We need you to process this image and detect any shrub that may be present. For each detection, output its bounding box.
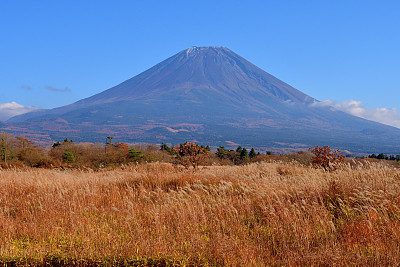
[309,145,345,171]
[172,142,209,169]
[17,147,53,168]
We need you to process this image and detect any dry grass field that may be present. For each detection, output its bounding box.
[1,160,400,266]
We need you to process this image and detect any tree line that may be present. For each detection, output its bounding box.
[0,131,156,168]
[0,131,275,169]
[368,153,400,161]
[0,131,368,171]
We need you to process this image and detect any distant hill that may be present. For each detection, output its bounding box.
[5,46,400,153]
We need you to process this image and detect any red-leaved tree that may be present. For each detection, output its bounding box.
[309,145,345,171]
[172,142,209,169]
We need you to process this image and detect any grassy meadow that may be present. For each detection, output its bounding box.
[1,160,400,266]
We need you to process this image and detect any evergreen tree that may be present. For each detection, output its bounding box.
[216,146,228,159]
[161,143,172,153]
[236,146,243,154]
[52,141,61,148]
[62,151,75,164]
[240,147,248,159]
[249,148,257,159]
[0,131,14,162]
[129,148,143,161]
[377,153,388,160]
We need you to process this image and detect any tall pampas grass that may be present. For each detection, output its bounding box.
[1,161,400,265]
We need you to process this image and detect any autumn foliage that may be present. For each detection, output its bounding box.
[309,145,345,170]
[172,142,209,169]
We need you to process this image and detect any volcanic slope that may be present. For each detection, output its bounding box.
[7,47,400,153]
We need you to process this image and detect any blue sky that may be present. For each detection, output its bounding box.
[1,1,400,126]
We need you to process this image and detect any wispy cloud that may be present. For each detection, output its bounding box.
[45,85,71,92]
[0,102,38,121]
[21,85,32,90]
[312,99,400,128]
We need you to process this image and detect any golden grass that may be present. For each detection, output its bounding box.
[1,161,400,266]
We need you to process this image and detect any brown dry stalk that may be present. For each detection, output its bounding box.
[0,161,400,265]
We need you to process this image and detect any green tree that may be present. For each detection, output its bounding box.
[160,143,173,153]
[377,153,388,160]
[216,146,228,159]
[129,148,143,162]
[240,147,248,159]
[62,151,76,164]
[249,148,257,159]
[0,131,15,162]
[52,141,61,148]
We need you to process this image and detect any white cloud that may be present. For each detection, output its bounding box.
[0,102,37,121]
[312,99,400,128]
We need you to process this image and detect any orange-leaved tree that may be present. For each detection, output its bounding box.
[309,145,345,171]
[172,142,209,169]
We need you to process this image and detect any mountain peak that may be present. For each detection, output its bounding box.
[185,46,228,56]
[67,46,315,106]
[10,46,316,119]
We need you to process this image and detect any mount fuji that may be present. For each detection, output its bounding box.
[5,47,400,153]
